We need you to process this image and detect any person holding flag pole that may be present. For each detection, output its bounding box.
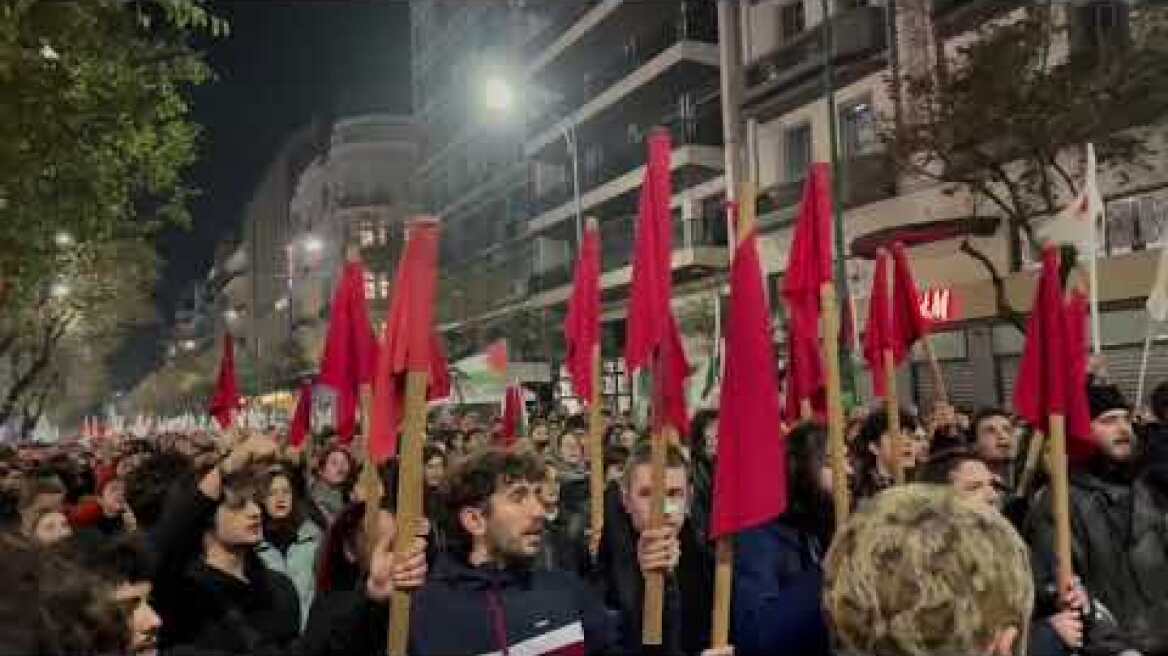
[624,129,691,647]
[564,216,605,559]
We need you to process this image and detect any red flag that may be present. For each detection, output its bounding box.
[565,220,601,405]
[712,231,787,539]
[624,129,689,434]
[1014,247,1093,452]
[318,262,378,443]
[862,249,893,398]
[208,334,241,429]
[890,242,932,359]
[368,220,441,463]
[780,163,834,418]
[288,380,313,448]
[500,384,522,447]
[1064,289,1095,463]
[429,333,452,402]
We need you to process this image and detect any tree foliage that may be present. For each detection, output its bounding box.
[881,3,1168,327]
[0,0,216,307]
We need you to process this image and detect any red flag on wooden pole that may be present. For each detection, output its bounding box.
[499,384,523,447]
[368,219,442,463]
[711,228,787,538]
[318,262,378,443]
[564,219,601,405]
[208,334,241,429]
[780,163,834,418]
[288,380,313,448]
[862,249,893,398]
[890,242,932,356]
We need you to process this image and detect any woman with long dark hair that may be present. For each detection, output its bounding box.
[256,465,323,630]
[730,422,843,656]
[851,409,919,501]
[310,446,357,522]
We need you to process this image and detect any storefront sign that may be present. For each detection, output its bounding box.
[919,287,961,323]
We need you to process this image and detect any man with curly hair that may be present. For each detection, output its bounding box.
[823,485,1034,656]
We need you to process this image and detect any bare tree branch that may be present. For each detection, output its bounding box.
[959,239,1026,333]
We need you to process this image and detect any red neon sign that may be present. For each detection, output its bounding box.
[919,287,961,323]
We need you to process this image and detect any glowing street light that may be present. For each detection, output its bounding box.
[54,231,75,248]
[50,281,70,298]
[225,308,241,322]
[181,339,197,351]
[302,235,324,254]
[484,76,514,113]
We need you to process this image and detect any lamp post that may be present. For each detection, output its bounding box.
[484,75,584,247]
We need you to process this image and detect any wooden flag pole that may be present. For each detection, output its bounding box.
[388,371,430,656]
[883,349,904,484]
[821,283,851,530]
[1046,413,1075,596]
[356,386,383,562]
[922,337,949,406]
[642,423,670,645]
[1017,430,1046,501]
[588,346,605,559]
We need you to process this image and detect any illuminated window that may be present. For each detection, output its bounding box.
[378,273,391,299]
[364,271,376,299]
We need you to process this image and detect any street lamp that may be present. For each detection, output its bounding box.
[181,339,197,351]
[225,308,241,322]
[302,235,324,255]
[483,76,583,247]
[50,281,70,298]
[54,231,74,248]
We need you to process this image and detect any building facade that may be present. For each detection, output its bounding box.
[410,0,1168,413]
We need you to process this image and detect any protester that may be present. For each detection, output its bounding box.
[407,448,613,655]
[687,409,717,558]
[422,445,446,494]
[917,447,1001,510]
[852,409,919,499]
[24,506,74,546]
[0,533,128,655]
[69,534,163,656]
[311,445,356,522]
[529,419,553,456]
[603,444,630,484]
[824,484,1034,656]
[257,464,324,629]
[594,440,712,655]
[69,466,131,539]
[1025,383,1168,655]
[731,422,836,656]
[970,407,1018,490]
[536,461,588,574]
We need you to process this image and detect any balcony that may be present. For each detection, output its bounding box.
[527,11,718,139]
[527,211,728,306]
[522,0,605,57]
[756,152,898,228]
[743,5,888,122]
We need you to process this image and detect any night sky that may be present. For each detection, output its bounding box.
[113,0,411,390]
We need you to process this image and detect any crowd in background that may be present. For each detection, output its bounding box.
[2,363,1168,655]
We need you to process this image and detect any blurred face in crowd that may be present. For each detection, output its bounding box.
[606,462,625,484]
[100,479,126,517]
[213,487,263,547]
[322,450,352,487]
[1093,408,1136,463]
[870,429,916,476]
[113,581,162,656]
[558,433,583,466]
[32,510,72,545]
[574,429,590,461]
[468,430,490,452]
[264,474,294,521]
[702,419,719,459]
[975,414,1016,463]
[462,477,546,566]
[530,423,550,447]
[538,465,560,514]
[0,461,23,494]
[424,454,446,489]
[623,463,688,534]
[911,427,931,467]
[950,459,1000,510]
[619,428,638,450]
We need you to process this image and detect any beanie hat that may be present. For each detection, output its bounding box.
[1087,383,1128,420]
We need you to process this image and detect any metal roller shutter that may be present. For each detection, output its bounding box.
[912,360,979,410]
[997,356,1021,411]
[1100,344,1168,407]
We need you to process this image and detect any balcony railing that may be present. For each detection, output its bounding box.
[523,0,604,57]
[529,100,722,216]
[528,212,727,294]
[756,152,897,223]
[527,11,718,138]
[745,5,887,94]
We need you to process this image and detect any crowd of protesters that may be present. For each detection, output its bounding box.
[2,366,1168,656]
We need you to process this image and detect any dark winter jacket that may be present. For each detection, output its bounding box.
[407,553,615,656]
[591,483,711,656]
[1025,466,1168,655]
[730,519,831,656]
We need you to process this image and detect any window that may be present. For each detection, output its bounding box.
[364,271,376,300]
[359,222,375,247]
[780,1,806,41]
[784,122,812,182]
[1073,1,1130,54]
[378,273,391,300]
[840,96,877,160]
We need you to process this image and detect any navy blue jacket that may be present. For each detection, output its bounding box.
[408,553,615,656]
[731,519,831,656]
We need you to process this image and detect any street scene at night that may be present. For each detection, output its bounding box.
[3,1,1168,654]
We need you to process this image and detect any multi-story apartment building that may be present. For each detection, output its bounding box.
[412,0,727,411]
[741,0,1168,409]
[411,0,1168,412]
